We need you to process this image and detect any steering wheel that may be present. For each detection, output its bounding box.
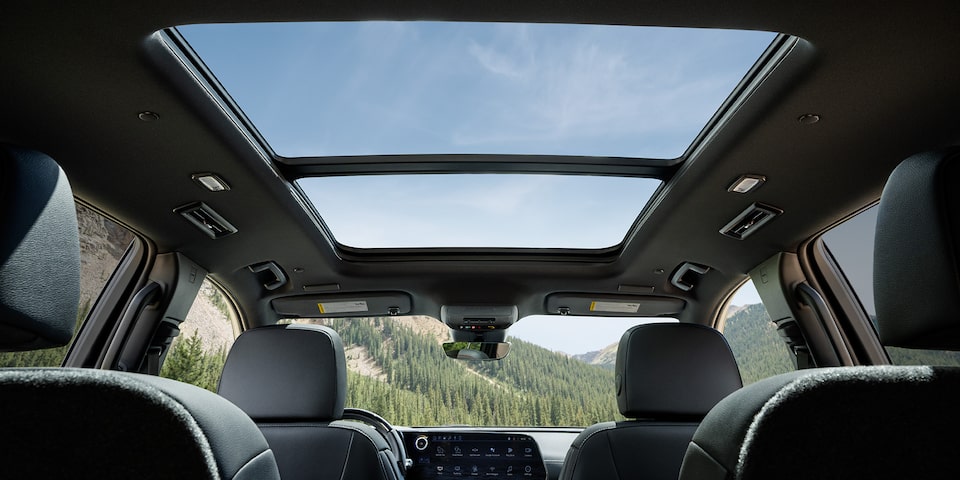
[342,407,411,475]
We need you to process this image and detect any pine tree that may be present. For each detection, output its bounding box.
[160,332,216,390]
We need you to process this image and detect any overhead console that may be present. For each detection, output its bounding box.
[441,305,517,342]
[405,431,547,480]
[440,306,517,360]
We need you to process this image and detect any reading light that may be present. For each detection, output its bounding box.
[137,111,159,122]
[727,174,766,194]
[191,173,230,192]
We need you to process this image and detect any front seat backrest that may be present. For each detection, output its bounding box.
[559,323,742,480]
[0,146,79,350]
[0,145,281,479]
[219,324,403,480]
[678,147,960,480]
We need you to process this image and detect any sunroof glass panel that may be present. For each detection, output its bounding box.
[297,174,661,249]
[179,22,776,159]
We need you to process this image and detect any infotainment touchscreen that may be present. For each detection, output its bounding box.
[405,432,547,480]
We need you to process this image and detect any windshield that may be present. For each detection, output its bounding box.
[293,315,672,426]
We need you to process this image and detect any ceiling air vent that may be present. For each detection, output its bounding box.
[720,203,783,240]
[174,202,237,239]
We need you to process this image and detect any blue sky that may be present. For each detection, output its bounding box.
[180,21,772,353]
[180,22,774,158]
[298,174,662,249]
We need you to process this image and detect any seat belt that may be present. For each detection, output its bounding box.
[145,346,163,376]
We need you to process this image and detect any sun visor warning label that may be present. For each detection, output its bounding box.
[317,301,369,314]
[589,301,641,314]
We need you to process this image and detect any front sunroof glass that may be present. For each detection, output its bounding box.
[297,175,661,249]
[179,23,776,159]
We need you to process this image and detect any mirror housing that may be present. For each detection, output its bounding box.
[442,341,511,360]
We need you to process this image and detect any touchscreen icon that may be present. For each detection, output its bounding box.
[453,446,462,455]
[507,466,513,473]
[436,447,445,455]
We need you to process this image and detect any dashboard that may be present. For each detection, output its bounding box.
[404,431,549,480]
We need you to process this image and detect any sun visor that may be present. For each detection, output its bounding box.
[545,294,685,317]
[272,292,412,318]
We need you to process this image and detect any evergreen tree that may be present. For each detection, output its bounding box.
[160,332,225,392]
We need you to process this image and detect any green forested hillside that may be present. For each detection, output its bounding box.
[886,346,960,366]
[312,317,623,427]
[723,303,795,384]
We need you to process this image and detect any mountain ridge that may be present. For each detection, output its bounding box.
[571,342,617,370]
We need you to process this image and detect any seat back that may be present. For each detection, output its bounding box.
[559,323,742,480]
[0,145,280,479]
[219,324,402,480]
[679,148,960,480]
[1,368,282,479]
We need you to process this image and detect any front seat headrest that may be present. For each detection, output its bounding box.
[615,323,742,418]
[218,324,347,421]
[0,145,80,351]
[874,147,960,350]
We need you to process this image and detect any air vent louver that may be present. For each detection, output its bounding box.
[174,202,237,239]
[720,203,783,240]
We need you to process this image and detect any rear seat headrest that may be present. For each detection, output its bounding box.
[616,323,742,418]
[0,145,80,351]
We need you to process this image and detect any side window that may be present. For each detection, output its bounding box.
[0,203,134,367]
[160,279,237,391]
[822,206,960,366]
[722,280,795,384]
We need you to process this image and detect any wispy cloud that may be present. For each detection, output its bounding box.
[468,41,526,78]
[183,22,774,158]
[451,27,756,157]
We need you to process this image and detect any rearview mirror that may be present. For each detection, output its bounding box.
[442,342,511,360]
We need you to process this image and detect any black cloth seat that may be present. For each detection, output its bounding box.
[678,148,960,480]
[0,145,281,479]
[679,365,960,480]
[218,324,403,480]
[1,368,282,479]
[558,323,742,480]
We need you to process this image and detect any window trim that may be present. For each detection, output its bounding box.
[801,210,891,366]
[64,206,152,368]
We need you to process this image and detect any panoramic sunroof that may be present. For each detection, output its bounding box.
[179,23,776,159]
[297,174,661,249]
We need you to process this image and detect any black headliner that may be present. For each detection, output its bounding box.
[3,1,960,328]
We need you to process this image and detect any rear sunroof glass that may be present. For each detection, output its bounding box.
[297,174,662,249]
[179,22,776,159]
